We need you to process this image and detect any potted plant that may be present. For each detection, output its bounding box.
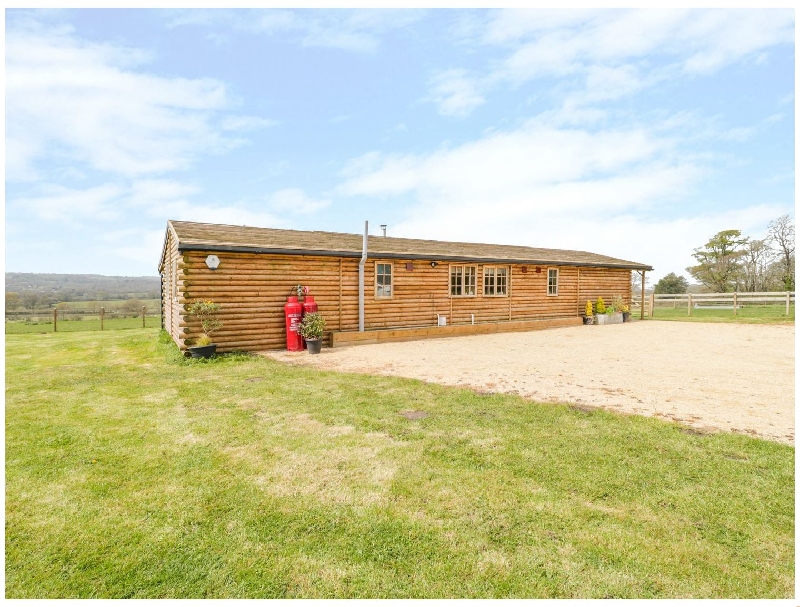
[621,303,631,322]
[583,300,594,325]
[186,299,222,358]
[610,295,625,324]
[298,312,325,354]
[595,296,609,325]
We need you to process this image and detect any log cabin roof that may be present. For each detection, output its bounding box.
[162,220,653,271]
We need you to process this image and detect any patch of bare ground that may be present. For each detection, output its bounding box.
[265,321,795,445]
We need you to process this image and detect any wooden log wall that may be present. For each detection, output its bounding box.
[575,268,632,311]
[168,249,635,353]
[161,228,183,345]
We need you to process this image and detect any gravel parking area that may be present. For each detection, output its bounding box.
[266,321,795,445]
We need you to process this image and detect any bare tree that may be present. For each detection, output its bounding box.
[740,239,777,292]
[767,215,795,290]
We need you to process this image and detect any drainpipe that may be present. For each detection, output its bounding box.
[358,220,368,332]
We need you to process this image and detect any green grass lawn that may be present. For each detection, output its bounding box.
[5,330,794,598]
[649,304,794,324]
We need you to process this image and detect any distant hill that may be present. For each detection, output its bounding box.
[6,273,160,306]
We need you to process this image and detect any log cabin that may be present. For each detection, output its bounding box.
[158,220,653,352]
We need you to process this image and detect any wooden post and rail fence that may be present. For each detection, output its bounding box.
[631,291,794,318]
[9,305,157,333]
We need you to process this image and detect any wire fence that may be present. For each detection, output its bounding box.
[6,306,161,334]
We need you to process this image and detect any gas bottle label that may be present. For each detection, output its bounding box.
[289,314,301,332]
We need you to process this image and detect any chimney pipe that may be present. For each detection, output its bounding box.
[380,224,387,237]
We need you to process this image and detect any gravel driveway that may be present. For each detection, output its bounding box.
[266,321,795,445]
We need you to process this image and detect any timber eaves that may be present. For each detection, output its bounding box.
[177,243,653,271]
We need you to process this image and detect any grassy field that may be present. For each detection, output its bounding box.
[6,316,161,334]
[649,304,794,324]
[5,329,794,598]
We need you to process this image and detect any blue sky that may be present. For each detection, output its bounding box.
[4,8,795,282]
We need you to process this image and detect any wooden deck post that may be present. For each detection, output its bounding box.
[640,270,646,320]
[733,292,738,316]
[53,308,57,332]
[649,293,655,318]
[786,291,791,316]
[688,293,692,316]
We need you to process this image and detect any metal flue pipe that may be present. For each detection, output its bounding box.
[358,220,368,332]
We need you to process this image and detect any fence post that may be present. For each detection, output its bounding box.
[142,306,146,328]
[53,308,57,332]
[101,307,105,331]
[688,293,692,316]
[787,292,791,316]
[733,292,737,316]
[649,293,655,318]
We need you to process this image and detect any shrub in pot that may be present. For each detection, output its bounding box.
[595,296,609,325]
[187,299,222,358]
[583,300,594,325]
[298,312,325,354]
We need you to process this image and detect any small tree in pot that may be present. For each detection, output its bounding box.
[298,312,325,354]
[583,300,594,325]
[187,299,222,358]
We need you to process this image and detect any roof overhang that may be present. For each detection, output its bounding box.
[177,243,654,271]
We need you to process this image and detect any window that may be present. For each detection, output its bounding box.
[484,266,508,296]
[450,265,477,296]
[547,268,559,296]
[376,262,392,298]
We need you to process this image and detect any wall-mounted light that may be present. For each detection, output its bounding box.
[521,266,528,274]
[430,261,438,267]
[406,262,414,271]
[205,255,220,270]
[535,266,542,274]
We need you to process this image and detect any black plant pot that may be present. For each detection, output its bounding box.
[188,344,217,359]
[582,316,594,325]
[622,312,630,323]
[305,338,322,354]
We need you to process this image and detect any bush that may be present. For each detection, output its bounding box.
[596,297,606,314]
[298,312,325,339]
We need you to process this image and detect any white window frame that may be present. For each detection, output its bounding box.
[483,266,509,297]
[450,264,477,297]
[547,268,559,296]
[375,262,393,299]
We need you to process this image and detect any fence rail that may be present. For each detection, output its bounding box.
[6,305,161,333]
[632,291,794,318]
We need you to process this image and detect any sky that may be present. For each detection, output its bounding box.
[4,8,795,282]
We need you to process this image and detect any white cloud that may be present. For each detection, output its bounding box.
[335,118,771,282]
[428,69,486,117]
[220,115,278,131]
[168,9,425,53]
[5,22,258,182]
[14,183,125,223]
[439,9,793,117]
[267,188,331,215]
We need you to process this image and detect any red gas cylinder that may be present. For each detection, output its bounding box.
[300,295,317,349]
[284,296,303,351]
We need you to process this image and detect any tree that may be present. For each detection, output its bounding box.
[6,292,21,310]
[654,272,689,294]
[120,299,145,318]
[767,215,795,291]
[740,238,777,292]
[686,229,749,292]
